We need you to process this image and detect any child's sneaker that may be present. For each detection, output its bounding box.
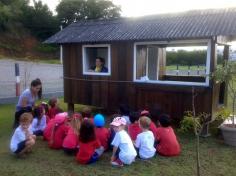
[111,159,124,167]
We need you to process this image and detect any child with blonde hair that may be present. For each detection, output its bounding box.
[10,113,36,157]
[135,116,156,159]
[63,113,82,155]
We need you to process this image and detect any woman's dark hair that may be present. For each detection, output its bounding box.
[31,78,42,99]
[159,114,171,127]
[119,104,130,116]
[79,119,96,143]
[97,57,105,64]
[129,111,140,123]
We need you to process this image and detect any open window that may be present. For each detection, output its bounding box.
[82,44,111,75]
[134,40,211,86]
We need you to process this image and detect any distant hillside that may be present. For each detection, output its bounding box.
[0,33,59,60]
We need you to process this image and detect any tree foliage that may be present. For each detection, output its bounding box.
[21,0,59,40]
[56,0,121,25]
[0,0,28,32]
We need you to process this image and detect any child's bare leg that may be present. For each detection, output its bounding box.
[25,138,35,153]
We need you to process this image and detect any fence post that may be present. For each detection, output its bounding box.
[176,64,179,75]
[197,65,200,75]
[188,65,191,75]
[15,63,20,96]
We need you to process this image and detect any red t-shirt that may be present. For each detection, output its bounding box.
[49,124,69,149]
[48,107,58,121]
[76,139,101,164]
[62,126,79,149]
[95,127,110,150]
[43,119,55,141]
[149,121,158,140]
[128,123,142,141]
[156,127,181,156]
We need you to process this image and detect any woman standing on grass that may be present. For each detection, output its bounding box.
[13,78,42,129]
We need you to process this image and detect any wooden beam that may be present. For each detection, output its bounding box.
[67,103,74,112]
[216,36,231,45]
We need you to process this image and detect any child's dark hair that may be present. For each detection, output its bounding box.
[31,78,42,99]
[159,114,171,127]
[34,105,44,118]
[48,97,58,108]
[119,104,130,116]
[81,106,92,118]
[129,111,140,123]
[97,57,105,64]
[79,119,96,143]
[41,102,49,114]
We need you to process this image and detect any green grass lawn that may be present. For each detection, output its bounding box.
[1,101,236,176]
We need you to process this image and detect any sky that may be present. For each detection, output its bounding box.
[33,0,236,17]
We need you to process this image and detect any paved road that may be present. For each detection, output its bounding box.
[0,59,63,98]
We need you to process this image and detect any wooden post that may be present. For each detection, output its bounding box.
[68,103,74,112]
[223,45,230,106]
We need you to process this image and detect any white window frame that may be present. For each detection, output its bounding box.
[82,44,111,76]
[133,39,211,86]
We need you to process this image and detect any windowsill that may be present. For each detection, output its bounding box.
[134,79,209,86]
[83,72,111,76]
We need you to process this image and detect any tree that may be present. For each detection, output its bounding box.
[0,0,28,32]
[56,0,121,25]
[21,0,59,40]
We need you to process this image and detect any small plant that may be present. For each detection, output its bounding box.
[212,61,236,126]
[179,87,211,176]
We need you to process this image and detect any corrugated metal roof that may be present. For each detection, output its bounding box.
[45,8,236,44]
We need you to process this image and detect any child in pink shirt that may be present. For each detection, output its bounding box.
[63,113,82,155]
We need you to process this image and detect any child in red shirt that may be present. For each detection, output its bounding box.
[63,113,82,155]
[156,114,181,156]
[94,114,110,151]
[47,97,62,122]
[128,112,141,141]
[47,112,69,149]
[76,119,104,164]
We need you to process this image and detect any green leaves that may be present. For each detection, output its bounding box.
[179,111,211,135]
[56,0,121,25]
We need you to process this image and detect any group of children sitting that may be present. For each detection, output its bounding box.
[10,98,181,167]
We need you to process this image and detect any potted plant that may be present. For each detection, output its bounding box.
[212,61,236,146]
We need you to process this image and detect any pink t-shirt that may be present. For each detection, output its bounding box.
[63,126,79,149]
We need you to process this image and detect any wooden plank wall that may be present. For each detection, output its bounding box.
[63,41,218,120]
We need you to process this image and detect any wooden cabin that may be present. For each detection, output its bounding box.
[45,8,236,121]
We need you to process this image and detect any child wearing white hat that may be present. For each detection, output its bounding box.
[110,117,137,167]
